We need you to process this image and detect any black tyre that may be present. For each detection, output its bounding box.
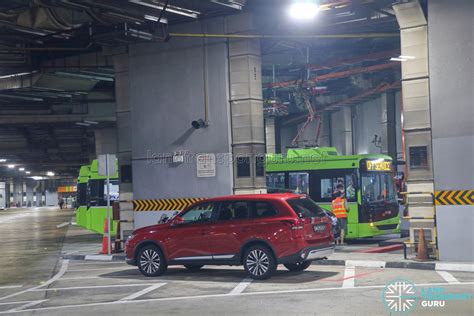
[243,245,277,280]
[137,245,167,277]
[284,261,312,272]
[184,264,204,271]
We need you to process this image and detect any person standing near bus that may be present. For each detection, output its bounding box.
[332,186,349,245]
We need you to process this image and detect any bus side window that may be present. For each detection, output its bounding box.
[289,172,309,194]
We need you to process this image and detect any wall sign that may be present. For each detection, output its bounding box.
[197,153,216,178]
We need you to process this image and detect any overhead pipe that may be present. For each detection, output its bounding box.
[169,32,399,39]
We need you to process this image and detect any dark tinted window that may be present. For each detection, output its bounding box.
[88,179,104,206]
[287,197,325,218]
[218,201,250,221]
[255,156,265,177]
[181,203,215,224]
[409,146,429,170]
[77,183,87,206]
[237,156,250,177]
[252,201,278,218]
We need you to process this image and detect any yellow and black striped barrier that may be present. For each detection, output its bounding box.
[435,190,474,206]
[133,198,206,211]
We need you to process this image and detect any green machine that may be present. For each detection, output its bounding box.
[75,165,91,228]
[87,159,119,235]
[75,159,119,236]
[266,147,400,239]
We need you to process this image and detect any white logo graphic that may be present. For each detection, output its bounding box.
[382,279,417,313]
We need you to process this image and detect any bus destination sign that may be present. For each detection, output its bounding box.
[366,160,392,172]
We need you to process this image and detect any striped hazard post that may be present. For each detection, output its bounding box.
[435,190,474,206]
[133,198,206,211]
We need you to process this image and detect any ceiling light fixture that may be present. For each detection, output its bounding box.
[83,120,99,125]
[26,171,31,174]
[47,171,55,177]
[399,55,416,59]
[7,164,15,169]
[19,167,25,171]
[0,159,6,162]
[75,122,90,127]
[390,57,407,62]
[289,1,320,20]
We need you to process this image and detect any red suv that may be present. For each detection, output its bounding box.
[125,194,334,279]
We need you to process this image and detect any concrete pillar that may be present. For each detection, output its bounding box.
[113,52,134,237]
[226,13,266,194]
[265,117,276,154]
[394,0,436,257]
[427,0,474,262]
[330,107,352,155]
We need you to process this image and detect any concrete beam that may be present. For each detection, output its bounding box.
[0,115,116,125]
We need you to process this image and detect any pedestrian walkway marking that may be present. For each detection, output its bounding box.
[342,267,355,288]
[6,300,48,312]
[436,271,460,284]
[229,278,253,295]
[56,222,70,228]
[435,190,474,205]
[0,259,69,301]
[31,283,155,292]
[119,283,166,301]
[133,198,206,211]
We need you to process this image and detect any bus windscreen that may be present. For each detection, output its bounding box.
[361,172,397,204]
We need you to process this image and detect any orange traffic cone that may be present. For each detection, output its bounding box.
[99,218,110,255]
[416,229,428,261]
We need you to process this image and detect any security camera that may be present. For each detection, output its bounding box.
[191,119,208,129]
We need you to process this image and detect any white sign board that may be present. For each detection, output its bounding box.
[98,154,117,176]
[197,153,216,178]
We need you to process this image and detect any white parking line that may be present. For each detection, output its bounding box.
[56,222,70,228]
[66,267,129,272]
[84,255,113,261]
[229,278,253,295]
[437,271,461,284]
[0,260,69,301]
[30,283,157,292]
[6,300,47,312]
[0,301,37,306]
[0,286,22,290]
[1,281,472,314]
[342,266,355,288]
[119,283,166,301]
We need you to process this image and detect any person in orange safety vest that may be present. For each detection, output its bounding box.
[332,185,349,245]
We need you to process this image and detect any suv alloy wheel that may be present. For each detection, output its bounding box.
[243,245,277,280]
[138,245,167,277]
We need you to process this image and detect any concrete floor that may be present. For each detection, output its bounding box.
[0,207,473,315]
[0,207,73,286]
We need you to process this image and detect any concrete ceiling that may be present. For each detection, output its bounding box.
[0,0,405,178]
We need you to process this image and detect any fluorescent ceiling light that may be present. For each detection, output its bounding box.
[19,167,25,171]
[47,171,55,177]
[31,176,43,180]
[399,55,415,59]
[7,164,15,169]
[390,57,407,62]
[75,122,90,127]
[0,159,6,162]
[83,120,99,125]
[289,1,320,20]
[26,171,31,174]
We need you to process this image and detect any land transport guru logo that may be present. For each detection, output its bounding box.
[381,278,473,314]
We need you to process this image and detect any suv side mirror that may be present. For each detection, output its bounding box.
[171,216,185,226]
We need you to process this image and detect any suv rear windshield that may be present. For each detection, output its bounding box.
[287,197,326,218]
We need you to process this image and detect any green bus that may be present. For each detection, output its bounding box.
[266,147,400,239]
[75,159,119,236]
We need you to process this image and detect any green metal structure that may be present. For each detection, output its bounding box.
[75,165,90,228]
[266,147,400,239]
[75,159,119,236]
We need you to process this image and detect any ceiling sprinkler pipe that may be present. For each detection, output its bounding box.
[169,32,399,39]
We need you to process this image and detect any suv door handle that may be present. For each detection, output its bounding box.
[241,227,251,232]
